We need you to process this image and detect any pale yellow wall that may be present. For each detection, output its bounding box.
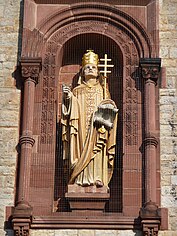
[159,0,177,234]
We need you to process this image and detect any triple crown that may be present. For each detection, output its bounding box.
[82,50,99,67]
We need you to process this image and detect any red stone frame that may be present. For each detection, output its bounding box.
[8,1,168,236]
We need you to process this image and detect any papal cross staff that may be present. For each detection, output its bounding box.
[98,54,114,99]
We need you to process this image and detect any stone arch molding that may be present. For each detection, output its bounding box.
[46,20,138,62]
[22,2,156,58]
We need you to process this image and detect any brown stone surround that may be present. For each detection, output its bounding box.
[7,1,168,235]
[65,185,110,212]
[34,0,152,5]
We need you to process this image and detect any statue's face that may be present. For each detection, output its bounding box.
[83,63,98,79]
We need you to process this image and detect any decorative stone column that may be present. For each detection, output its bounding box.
[12,58,42,236]
[140,58,161,203]
[139,58,161,236]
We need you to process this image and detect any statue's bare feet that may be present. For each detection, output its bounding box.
[95,180,104,188]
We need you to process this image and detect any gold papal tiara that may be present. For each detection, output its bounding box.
[82,50,99,67]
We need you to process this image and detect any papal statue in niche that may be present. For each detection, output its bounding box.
[61,50,118,188]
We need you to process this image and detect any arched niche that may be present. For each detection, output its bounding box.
[14,1,163,231]
[57,33,123,117]
[38,20,143,215]
[54,33,123,212]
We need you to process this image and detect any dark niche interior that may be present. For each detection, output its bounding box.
[54,33,123,213]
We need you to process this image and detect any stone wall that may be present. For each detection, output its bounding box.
[159,0,177,234]
[0,0,21,235]
[0,0,177,236]
[30,230,143,236]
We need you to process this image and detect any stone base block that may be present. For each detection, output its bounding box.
[65,184,110,212]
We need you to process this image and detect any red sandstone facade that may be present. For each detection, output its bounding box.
[7,1,168,235]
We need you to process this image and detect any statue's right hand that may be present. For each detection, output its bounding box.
[62,84,72,99]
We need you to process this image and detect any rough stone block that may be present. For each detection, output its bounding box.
[159,231,177,236]
[160,125,172,137]
[166,67,177,76]
[161,3,177,15]
[166,77,177,89]
[161,195,176,208]
[54,230,78,236]
[160,96,176,105]
[30,230,55,236]
[78,230,95,236]
[0,6,4,17]
[0,110,19,126]
[160,89,176,97]
[95,230,118,236]
[161,59,177,68]
[160,47,169,58]
[170,47,177,59]
[118,231,142,236]
[161,174,171,186]
[171,176,177,185]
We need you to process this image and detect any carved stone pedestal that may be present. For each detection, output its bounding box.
[140,201,161,236]
[65,185,110,212]
[12,201,32,236]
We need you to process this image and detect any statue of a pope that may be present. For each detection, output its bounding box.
[61,50,118,188]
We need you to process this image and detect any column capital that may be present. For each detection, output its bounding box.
[140,58,161,83]
[20,57,42,84]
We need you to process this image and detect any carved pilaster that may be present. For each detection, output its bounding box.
[12,58,42,236]
[139,59,161,236]
[140,58,161,204]
[17,57,42,203]
[17,57,42,201]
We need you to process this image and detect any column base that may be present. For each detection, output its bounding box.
[140,201,168,236]
[12,201,32,236]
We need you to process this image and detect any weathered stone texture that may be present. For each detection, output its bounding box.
[159,232,177,236]
[0,0,177,236]
[159,0,177,233]
[0,0,21,235]
[30,230,143,236]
